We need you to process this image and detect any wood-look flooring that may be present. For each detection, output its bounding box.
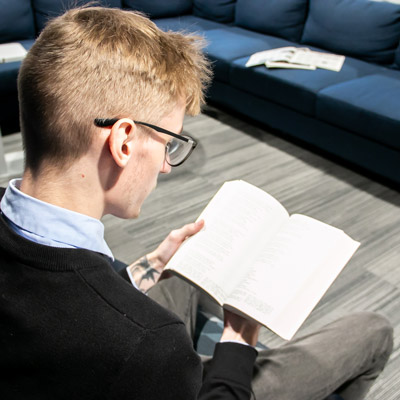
[1,106,399,399]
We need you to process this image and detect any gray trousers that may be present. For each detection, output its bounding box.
[148,276,393,400]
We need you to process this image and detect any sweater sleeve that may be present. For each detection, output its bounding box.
[107,324,257,400]
[117,267,257,399]
[118,266,130,283]
[107,322,204,400]
[199,342,258,400]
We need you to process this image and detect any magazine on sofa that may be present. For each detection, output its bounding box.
[246,47,345,72]
[165,180,359,340]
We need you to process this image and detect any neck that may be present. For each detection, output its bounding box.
[20,162,105,220]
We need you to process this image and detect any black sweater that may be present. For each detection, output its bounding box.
[0,188,257,399]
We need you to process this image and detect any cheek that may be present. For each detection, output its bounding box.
[149,141,167,170]
[141,145,163,184]
[133,138,166,183]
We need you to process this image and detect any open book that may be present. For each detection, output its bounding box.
[0,43,28,63]
[246,47,345,72]
[165,181,359,340]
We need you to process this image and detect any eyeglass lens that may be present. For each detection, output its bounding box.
[166,135,194,166]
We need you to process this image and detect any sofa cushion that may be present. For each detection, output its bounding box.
[202,27,294,82]
[234,0,308,42]
[0,39,35,133]
[32,0,122,32]
[123,0,192,18]
[154,24,287,82]
[230,50,378,116]
[0,0,36,43]
[193,0,236,23]
[154,15,225,33]
[395,44,400,69]
[316,74,400,150]
[301,0,400,65]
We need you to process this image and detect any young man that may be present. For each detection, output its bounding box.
[0,7,393,400]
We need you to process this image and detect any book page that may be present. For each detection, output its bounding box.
[165,181,289,304]
[269,228,359,339]
[225,214,359,339]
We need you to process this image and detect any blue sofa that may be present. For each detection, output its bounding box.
[1,0,400,188]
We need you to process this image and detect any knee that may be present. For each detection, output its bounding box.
[351,312,393,353]
[353,311,393,334]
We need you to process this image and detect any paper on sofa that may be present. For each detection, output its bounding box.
[246,47,345,72]
[0,43,28,64]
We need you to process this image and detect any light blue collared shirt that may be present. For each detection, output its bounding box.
[0,179,114,260]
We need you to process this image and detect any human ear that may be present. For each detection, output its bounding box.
[108,118,136,168]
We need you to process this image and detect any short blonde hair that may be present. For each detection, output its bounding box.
[18,7,212,172]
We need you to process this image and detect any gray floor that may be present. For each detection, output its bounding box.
[1,106,399,399]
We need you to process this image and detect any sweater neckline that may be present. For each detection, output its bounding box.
[0,186,110,272]
[0,214,109,273]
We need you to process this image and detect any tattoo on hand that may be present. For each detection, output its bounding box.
[130,256,160,294]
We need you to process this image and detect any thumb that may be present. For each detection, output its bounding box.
[171,219,205,243]
[189,219,205,237]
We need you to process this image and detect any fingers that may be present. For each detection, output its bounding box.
[150,220,205,268]
[222,310,261,346]
[169,219,204,243]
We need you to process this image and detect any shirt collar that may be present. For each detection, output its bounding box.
[0,178,114,260]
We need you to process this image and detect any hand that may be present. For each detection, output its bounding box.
[128,220,204,293]
[148,219,205,272]
[221,310,261,347]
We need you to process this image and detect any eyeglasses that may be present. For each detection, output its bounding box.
[94,118,197,167]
